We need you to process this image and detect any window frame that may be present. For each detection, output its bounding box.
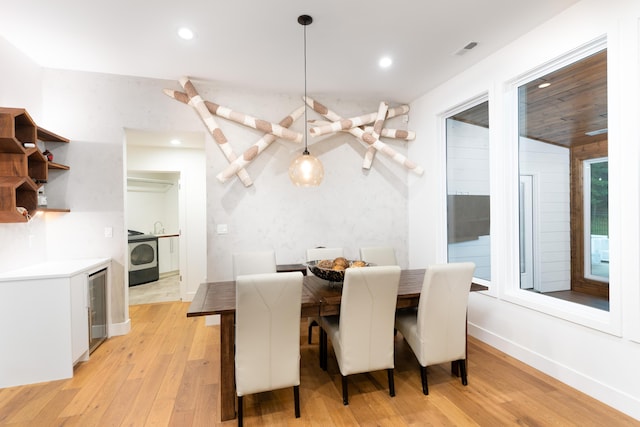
[502,36,621,336]
[442,93,492,289]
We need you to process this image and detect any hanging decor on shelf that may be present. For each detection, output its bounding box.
[288,14,324,187]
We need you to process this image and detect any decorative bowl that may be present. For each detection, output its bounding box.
[306,259,372,282]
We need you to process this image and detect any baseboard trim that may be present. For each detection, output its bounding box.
[468,322,640,421]
[109,318,131,337]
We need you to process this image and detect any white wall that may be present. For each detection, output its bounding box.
[0,35,47,270]
[191,86,410,282]
[126,171,180,235]
[408,0,640,419]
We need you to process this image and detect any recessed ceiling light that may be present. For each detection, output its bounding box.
[170,138,182,145]
[538,82,551,89]
[177,27,194,40]
[453,42,478,56]
[379,56,393,68]
[585,128,608,136]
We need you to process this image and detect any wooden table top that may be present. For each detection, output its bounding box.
[186,268,487,318]
[186,278,320,317]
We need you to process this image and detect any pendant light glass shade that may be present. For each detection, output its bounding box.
[289,150,324,186]
[289,14,323,187]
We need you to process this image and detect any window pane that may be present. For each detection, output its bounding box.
[446,101,491,281]
[586,158,609,280]
[517,48,609,304]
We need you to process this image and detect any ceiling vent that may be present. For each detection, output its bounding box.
[453,42,478,56]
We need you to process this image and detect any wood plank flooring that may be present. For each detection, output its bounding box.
[0,301,637,426]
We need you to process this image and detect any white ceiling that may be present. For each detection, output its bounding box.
[1,0,578,103]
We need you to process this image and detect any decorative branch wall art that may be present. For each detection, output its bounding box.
[170,77,253,186]
[305,97,424,175]
[164,77,423,187]
[216,106,304,183]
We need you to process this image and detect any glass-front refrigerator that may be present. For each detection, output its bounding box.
[88,268,108,353]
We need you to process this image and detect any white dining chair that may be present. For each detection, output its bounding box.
[394,262,475,395]
[235,271,304,426]
[232,250,277,278]
[320,265,401,405]
[305,247,344,345]
[359,246,397,266]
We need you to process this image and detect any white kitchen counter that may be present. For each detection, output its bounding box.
[0,257,111,388]
[0,258,110,281]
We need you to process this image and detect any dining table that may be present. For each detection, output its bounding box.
[186,266,486,421]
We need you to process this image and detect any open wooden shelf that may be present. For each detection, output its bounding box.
[48,161,70,171]
[37,207,71,213]
[0,176,38,222]
[37,126,69,143]
[0,107,71,222]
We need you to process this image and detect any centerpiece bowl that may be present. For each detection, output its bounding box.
[306,259,372,283]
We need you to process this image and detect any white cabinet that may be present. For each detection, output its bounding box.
[158,235,179,274]
[0,258,110,388]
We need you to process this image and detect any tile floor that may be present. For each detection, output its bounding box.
[128,272,180,305]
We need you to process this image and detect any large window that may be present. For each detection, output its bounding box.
[517,48,609,308]
[446,99,490,282]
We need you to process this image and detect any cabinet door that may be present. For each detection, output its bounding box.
[170,236,179,272]
[158,237,180,274]
[70,274,89,363]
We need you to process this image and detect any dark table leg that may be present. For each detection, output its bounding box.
[220,313,236,421]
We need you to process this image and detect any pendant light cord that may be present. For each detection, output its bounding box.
[303,20,309,155]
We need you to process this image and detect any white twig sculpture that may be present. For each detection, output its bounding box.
[216,106,304,183]
[306,97,424,175]
[164,77,423,186]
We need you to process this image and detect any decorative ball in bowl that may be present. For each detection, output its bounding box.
[306,258,371,282]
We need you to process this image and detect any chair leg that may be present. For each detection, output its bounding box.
[342,375,349,405]
[293,385,301,418]
[420,366,429,395]
[451,360,460,377]
[237,395,243,427]
[318,326,322,368]
[387,368,395,397]
[308,319,317,344]
[319,327,327,371]
[459,359,468,386]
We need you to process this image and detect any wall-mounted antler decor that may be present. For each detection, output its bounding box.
[163,77,423,186]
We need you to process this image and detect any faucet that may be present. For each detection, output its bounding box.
[153,221,164,235]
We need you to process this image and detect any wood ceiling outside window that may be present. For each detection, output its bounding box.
[452,49,607,148]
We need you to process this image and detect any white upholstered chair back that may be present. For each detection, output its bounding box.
[359,246,397,266]
[235,271,303,397]
[306,247,344,262]
[232,250,277,278]
[415,262,475,366]
[335,265,401,375]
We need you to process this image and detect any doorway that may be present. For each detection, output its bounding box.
[124,128,207,306]
[127,171,181,304]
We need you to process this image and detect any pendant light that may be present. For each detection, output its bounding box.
[289,14,324,187]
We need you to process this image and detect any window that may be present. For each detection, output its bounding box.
[517,47,609,308]
[584,158,609,281]
[446,99,490,282]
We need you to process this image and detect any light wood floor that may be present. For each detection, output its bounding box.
[128,272,180,305]
[0,302,637,426]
